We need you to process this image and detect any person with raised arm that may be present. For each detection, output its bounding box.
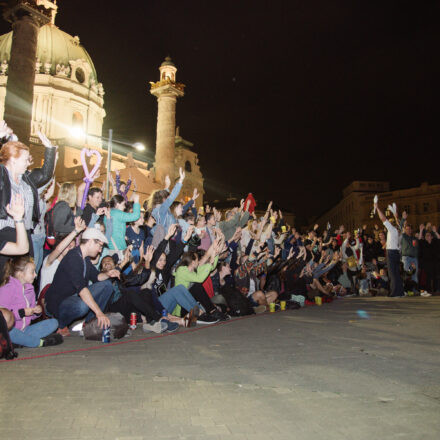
[373,195,404,297]
[0,123,57,273]
[0,194,28,256]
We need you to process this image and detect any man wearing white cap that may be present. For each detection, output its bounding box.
[45,227,120,336]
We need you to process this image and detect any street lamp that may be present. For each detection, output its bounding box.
[133,142,146,151]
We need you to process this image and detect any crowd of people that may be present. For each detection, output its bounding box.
[0,120,438,359]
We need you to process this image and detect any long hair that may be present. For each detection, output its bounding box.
[57,182,77,208]
[175,251,198,272]
[109,194,124,209]
[2,256,34,286]
[147,189,169,211]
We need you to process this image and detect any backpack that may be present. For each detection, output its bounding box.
[0,311,18,360]
[219,285,255,316]
[82,313,129,341]
[44,205,56,239]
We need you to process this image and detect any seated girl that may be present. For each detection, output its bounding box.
[0,256,62,348]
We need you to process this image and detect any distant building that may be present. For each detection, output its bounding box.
[312,180,440,232]
[0,6,204,207]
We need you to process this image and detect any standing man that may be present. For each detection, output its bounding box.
[374,196,404,297]
[45,228,119,336]
[400,211,418,284]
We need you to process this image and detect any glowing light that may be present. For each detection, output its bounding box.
[133,142,146,151]
[70,126,85,139]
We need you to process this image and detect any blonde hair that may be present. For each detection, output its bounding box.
[57,182,77,208]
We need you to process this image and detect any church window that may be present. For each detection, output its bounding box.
[185,160,192,172]
[75,67,85,84]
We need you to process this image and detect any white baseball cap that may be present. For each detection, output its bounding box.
[82,227,108,244]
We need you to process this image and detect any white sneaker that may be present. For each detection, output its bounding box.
[142,321,167,333]
[420,291,432,297]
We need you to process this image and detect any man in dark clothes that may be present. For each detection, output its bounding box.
[81,187,104,226]
[45,227,118,336]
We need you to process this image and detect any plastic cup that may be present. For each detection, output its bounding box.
[315,297,322,306]
[269,303,276,313]
[280,301,286,311]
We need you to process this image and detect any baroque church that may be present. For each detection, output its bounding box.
[0,1,204,206]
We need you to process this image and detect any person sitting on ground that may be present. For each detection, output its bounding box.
[123,224,200,328]
[0,194,28,257]
[174,239,228,323]
[44,228,117,336]
[0,256,62,347]
[39,216,87,294]
[100,251,179,334]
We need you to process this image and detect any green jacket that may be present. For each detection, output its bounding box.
[175,256,219,289]
[218,211,250,241]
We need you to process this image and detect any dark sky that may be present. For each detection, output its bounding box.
[2,0,439,224]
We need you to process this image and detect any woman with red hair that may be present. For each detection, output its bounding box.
[0,121,57,274]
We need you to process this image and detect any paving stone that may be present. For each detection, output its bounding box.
[1,297,439,440]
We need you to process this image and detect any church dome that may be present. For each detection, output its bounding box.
[0,23,98,81]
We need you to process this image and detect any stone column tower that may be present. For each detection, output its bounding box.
[3,0,55,143]
[150,57,184,184]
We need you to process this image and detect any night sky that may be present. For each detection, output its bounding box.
[1,0,439,224]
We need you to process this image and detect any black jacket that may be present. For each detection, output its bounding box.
[0,146,56,226]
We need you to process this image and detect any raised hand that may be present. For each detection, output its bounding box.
[96,207,106,216]
[6,193,24,221]
[144,245,154,264]
[164,174,171,190]
[178,167,185,183]
[37,131,57,149]
[184,225,195,242]
[166,223,178,239]
[192,188,199,201]
[0,120,13,139]
[74,216,86,233]
[44,178,56,201]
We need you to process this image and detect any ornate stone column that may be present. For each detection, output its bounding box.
[3,1,54,143]
[150,57,184,184]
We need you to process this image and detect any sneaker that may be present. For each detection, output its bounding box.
[161,319,179,333]
[253,305,266,314]
[56,327,70,337]
[142,321,167,334]
[420,291,432,297]
[196,313,220,325]
[42,333,64,347]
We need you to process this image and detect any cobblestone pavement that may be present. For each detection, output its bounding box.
[1,297,439,440]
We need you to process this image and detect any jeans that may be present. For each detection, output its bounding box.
[9,319,58,347]
[57,280,113,328]
[31,233,46,274]
[402,256,418,283]
[158,285,198,314]
[387,249,404,297]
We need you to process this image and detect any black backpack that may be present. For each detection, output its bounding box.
[0,311,18,360]
[219,285,255,316]
[44,205,56,239]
